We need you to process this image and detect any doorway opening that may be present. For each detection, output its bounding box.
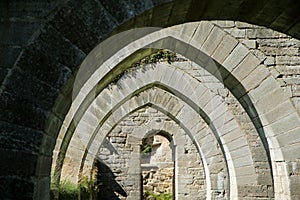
[141,134,174,200]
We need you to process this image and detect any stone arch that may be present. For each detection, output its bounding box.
[49,22,300,199]
[60,79,230,198]
[57,61,275,199]
[127,115,207,199]
[1,1,300,199]
[79,90,227,199]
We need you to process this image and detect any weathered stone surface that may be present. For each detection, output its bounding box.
[1,1,300,198]
[17,47,73,90]
[225,28,246,38]
[276,56,300,65]
[0,91,48,130]
[0,121,43,153]
[246,29,282,39]
[4,67,59,110]
[98,0,135,24]
[50,3,100,53]
[202,26,226,55]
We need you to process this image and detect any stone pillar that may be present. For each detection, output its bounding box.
[176,142,191,200]
[127,137,142,200]
[175,135,206,200]
[172,144,177,200]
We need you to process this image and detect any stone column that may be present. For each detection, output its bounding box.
[172,144,177,200]
[127,136,142,200]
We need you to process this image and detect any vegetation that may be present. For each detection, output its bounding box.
[141,143,153,154]
[131,49,183,67]
[143,190,173,200]
[50,177,99,200]
[110,49,187,86]
[51,180,77,200]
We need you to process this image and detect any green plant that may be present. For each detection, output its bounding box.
[132,49,178,67]
[110,49,186,86]
[141,143,152,154]
[50,176,99,200]
[143,190,172,200]
[156,193,173,200]
[79,176,100,199]
[57,180,78,200]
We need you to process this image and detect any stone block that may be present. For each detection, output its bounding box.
[266,113,300,141]
[240,39,257,49]
[0,91,48,130]
[0,1,58,18]
[232,53,260,81]
[281,142,300,161]
[259,46,299,56]
[257,38,300,48]
[276,56,300,65]
[219,119,238,135]
[292,85,300,97]
[74,0,120,36]
[275,64,300,76]
[39,25,86,70]
[213,20,235,28]
[251,49,267,62]
[226,136,248,152]
[226,29,246,38]
[190,21,214,49]
[211,34,239,63]
[241,64,270,91]
[255,88,287,116]
[222,43,249,72]
[202,26,226,55]
[257,174,273,186]
[45,112,63,137]
[247,28,280,39]
[264,56,275,66]
[292,97,300,111]
[276,126,300,147]
[235,22,255,29]
[248,76,278,103]
[235,165,255,176]
[0,121,44,154]
[235,174,257,185]
[0,47,21,68]
[221,128,241,143]
[260,100,295,125]
[0,21,41,46]
[179,22,200,40]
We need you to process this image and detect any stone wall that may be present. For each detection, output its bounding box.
[1,0,300,199]
[96,107,206,200]
[141,135,174,195]
[213,21,300,112]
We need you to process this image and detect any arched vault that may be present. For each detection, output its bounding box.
[52,22,299,199]
[1,1,300,199]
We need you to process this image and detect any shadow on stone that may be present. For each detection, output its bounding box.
[96,161,127,200]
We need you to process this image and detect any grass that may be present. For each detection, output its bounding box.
[50,177,99,200]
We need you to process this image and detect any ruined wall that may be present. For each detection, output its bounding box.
[141,135,174,195]
[97,107,206,199]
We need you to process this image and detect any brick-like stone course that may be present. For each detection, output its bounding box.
[215,21,300,112]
